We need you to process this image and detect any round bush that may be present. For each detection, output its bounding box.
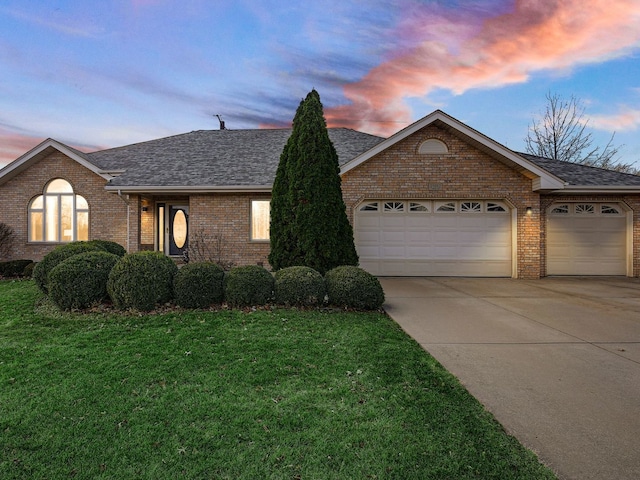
[274,266,326,307]
[107,251,178,311]
[87,240,127,257]
[325,266,385,310]
[223,265,274,307]
[48,251,120,310]
[174,262,224,309]
[0,259,33,278]
[33,242,103,293]
[22,261,36,278]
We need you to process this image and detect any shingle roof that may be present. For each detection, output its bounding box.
[88,128,384,188]
[518,153,640,186]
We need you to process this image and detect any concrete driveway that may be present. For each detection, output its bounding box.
[380,277,640,480]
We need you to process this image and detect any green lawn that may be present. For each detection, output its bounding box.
[0,280,556,479]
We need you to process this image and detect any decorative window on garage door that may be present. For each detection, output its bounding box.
[409,201,429,212]
[359,200,509,214]
[436,201,456,212]
[487,202,507,212]
[601,205,621,215]
[460,201,482,213]
[384,201,404,212]
[550,204,569,214]
[575,204,595,214]
[549,203,624,216]
[359,202,379,211]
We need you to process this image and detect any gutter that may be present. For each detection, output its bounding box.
[545,185,640,195]
[105,184,273,194]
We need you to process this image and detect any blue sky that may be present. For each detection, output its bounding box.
[1,0,640,169]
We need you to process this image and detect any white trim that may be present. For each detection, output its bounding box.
[105,184,273,194]
[339,110,566,191]
[549,186,640,194]
[0,138,114,184]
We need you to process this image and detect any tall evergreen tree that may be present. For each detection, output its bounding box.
[269,89,358,274]
[268,99,302,271]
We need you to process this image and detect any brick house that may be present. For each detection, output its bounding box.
[2,110,640,278]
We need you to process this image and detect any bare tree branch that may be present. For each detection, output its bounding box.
[525,92,636,173]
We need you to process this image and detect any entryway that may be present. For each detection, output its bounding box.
[157,203,189,256]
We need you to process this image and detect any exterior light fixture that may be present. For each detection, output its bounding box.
[526,206,533,215]
[141,206,149,212]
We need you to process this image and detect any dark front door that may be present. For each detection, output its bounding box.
[168,206,188,256]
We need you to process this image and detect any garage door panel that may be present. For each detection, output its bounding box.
[355,200,512,277]
[381,231,406,243]
[547,204,626,276]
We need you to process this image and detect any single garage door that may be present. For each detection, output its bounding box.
[355,200,512,276]
[547,202,627,275]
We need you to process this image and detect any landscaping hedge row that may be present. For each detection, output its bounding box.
[0,259,34,278]
[35,244,384,312]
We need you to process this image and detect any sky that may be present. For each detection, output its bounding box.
[1,0,640,169]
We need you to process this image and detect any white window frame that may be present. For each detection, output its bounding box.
[250,199,270,241]
[28,179,89,243]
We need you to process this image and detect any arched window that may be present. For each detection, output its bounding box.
[29,179,89,242]
[418,139,448,154]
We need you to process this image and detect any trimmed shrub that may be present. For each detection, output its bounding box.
[0,259,33,278]
[107,251,178,311]
[48,251,119,310]
[0,222,14,260]
[224,265,274,307]
[274,266,326,307]
[88,240,127,257]
[33,242,103,293]
[325,266,385,310]
[22,261,36,278]
[174,262,224,309]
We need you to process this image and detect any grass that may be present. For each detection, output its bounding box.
[0,280,556,479]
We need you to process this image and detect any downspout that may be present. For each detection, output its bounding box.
[117,190,130,252]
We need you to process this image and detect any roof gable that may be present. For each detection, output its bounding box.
[340,110,566,191]
[0,138,116,186]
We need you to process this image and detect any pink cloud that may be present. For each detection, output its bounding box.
[0,130,45,167]
[589,107,640,132]
[0,129,100,168]
[325,0,640,135]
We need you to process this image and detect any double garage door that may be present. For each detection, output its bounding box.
[355,200,512,277]
[547,202,627,275]
[355,200,628,277]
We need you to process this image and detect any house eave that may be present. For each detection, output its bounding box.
[544,185,640,195]
[104,184,273,194]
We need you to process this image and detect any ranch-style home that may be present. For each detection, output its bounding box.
[1,110,640,278]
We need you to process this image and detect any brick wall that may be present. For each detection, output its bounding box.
[0,151,128,261]
[189,193,271,268]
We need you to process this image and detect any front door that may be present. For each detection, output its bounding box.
[168,205,189,256]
